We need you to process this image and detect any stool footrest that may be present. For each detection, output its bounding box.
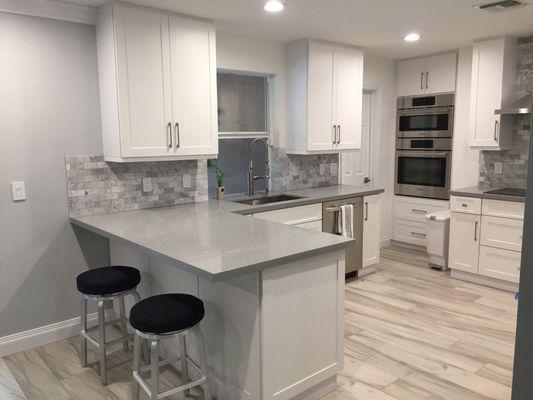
[133,369,207,400]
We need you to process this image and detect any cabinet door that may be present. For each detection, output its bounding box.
[363,195,381,267]
[479,246,520,283]
[170,17,217,156]
[425,53,457,94]
[449,212,480,273]
[307,43,335,151]
[397,57,426,97]
[480,216,523,252]
[469,40,504,148]
[334,49,363,150]
[115,6,173,157]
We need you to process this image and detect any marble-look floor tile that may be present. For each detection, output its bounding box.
[0,358,26,400]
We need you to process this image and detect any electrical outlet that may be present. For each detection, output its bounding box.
[494,162,503,174]
[183,174,191,188]
[320,164,326,175]
[142,177,153,192]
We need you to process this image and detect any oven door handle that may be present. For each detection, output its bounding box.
[396,151,450,158]
[397,107,453,115]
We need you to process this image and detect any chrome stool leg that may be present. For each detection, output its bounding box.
[179,335,190,394]
[150,339,160,400]
[97,300,107,385]
[80,297,88,368]
[119,296,129,351]
[192,326,212,400]
[132,334,141,400]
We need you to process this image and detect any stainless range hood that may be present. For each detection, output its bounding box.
[495,94,533,115]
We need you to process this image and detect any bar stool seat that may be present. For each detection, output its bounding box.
[131,293,211,400]
[77,266,141,295]
[130,294,204,334]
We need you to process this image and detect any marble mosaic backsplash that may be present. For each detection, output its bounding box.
[66,156,208,217]
[270,147,338,192]
[479,37,533,188]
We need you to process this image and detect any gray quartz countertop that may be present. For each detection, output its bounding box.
[71,185,384,281]
[450,186,526,203]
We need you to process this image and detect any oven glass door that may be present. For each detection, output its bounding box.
[397,155,447,187]
[397,108,453,138]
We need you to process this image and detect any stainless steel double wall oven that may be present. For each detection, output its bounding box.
[395,93,454,200]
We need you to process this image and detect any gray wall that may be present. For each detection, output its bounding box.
[0,13,108,337]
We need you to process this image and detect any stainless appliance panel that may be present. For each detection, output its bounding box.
[396,138,453,151]
[322,197,363,275]
[397,106,454,138]
[397,93,455,109]
[395,150,452,200]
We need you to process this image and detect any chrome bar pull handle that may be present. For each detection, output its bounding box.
[365,202,369,221]
[175,123,180,149]
[167,122,172,149]
[425,71,429,89]
[493,120,499,142]
[420,72,424,90]
[337,125,341,144]
[474,221,478,241]
[332,125,336,145]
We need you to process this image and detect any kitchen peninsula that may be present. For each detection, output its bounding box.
[71,186,384,400]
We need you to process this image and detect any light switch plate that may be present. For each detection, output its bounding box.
[11,181,26,201]
[494,162,503,174]
[142,177,153,192]
[183,174,191,188]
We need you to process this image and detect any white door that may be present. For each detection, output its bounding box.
[425,53,457,94]
[170,17,218,156]
[115,6,173,157]
[397,57,426,96]
[478,246,521,283]
[469,39,503,148]
[363,194,381,267]
[449,212,480,273]
[334,49,363,150]
[307,42,335,151]
[341,91,372,186]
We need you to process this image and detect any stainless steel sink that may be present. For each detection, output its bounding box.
[233,194,303,206]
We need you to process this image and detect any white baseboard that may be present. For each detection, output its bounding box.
[0,312,100,357]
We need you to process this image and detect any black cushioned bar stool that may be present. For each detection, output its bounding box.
[76,266,141,385]
[130,293,211,400]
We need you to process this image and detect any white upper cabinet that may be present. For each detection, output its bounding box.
[468,37,517,150]
[96,4,217,162]
[397,52,457,96]
[287,39,363,154]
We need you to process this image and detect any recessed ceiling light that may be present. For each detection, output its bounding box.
[403,32,420,42]
[264,0,284,13]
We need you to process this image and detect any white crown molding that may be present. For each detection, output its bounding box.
[0,0,98,25]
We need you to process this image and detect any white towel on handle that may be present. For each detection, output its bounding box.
[338,204,354,238]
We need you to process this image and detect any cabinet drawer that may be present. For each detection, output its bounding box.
[394,196,449,223]
[450,196,481,214]
[293,220,323,232]
[393,219,427,246]
[253,204,322,225]
[481,216,523,252]
[482,199,524,219]
[479,246,521,284]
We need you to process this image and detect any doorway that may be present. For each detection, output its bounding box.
[340,89,379,187]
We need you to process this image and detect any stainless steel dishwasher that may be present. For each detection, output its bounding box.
[322,197,363,276]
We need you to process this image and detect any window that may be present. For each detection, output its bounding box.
[217,72,269,137]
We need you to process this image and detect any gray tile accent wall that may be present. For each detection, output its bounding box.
[270,147,339,192]
[66,156,208,217]
[479,37,533,188]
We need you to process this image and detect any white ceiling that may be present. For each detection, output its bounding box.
[69,0,533,59]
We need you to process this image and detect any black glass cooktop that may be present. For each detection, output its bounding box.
[485,187,526,197]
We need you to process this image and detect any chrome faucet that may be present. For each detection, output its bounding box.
[248,138,270,197]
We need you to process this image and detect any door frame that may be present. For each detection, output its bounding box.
[338,85,381,187]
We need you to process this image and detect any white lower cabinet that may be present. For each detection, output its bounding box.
[479,246,521,284]
[449,212,480,274]
[363,194,381,267]
[393,219,427,246]
[449,195,524,286]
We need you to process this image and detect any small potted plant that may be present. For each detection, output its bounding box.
[209,160,228,200]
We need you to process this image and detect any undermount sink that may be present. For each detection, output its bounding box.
[233,194,303,206]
